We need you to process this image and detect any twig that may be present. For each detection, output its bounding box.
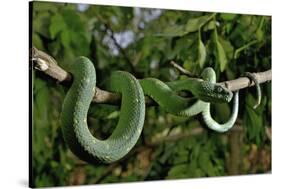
[106,26,133,68]
[31,47,272,105]
[96,14,136,72]
[234,40,259,59]
[170,61,195,77]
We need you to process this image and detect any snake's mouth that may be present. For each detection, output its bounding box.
[219,91,233,103]
[221,93,233,103]
[226,92,233,102]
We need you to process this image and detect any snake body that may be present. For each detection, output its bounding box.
[198,68,239,133]
[202,92,239,132]
[140,77,232,117]
[140,78,206,117]
[61,57,145,163]
[61,56,239,163]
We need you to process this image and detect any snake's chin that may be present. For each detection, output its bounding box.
[215,88,233,103]
[219,93,233,103]
[225,91,233,103]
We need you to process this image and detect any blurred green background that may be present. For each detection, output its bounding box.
[31,1,271,187]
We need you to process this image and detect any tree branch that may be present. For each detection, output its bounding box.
[219,70,271,91]
[31,47,272,105]
[31,47,122,104]
[170,60,195,77]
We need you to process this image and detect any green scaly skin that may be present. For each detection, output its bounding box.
[201,68,239,132]
[202,92,239,132]
[140,67,233,117]
[61,57,238,163]
[139,80,229,117]
[140,78,206,116]
[61,57,145,163]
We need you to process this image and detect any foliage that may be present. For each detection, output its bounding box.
[31,1,271,187]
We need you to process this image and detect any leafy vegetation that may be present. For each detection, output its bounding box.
[31,2,271,187]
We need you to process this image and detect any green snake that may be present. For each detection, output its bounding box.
[61,56,239,163]
[200,68,239,133]
[61,57,145,163]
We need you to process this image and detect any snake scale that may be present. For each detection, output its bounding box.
[61,56,239,163]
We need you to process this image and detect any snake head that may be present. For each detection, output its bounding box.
[193,82,233,103]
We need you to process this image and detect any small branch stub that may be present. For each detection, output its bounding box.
[32,47,71,82]
[170,61,195,77]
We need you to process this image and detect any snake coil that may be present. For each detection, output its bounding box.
[61,56,239,163]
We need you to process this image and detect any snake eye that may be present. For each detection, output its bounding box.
[217,86,223,93]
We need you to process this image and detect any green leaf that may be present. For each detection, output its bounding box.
[34,79,49,123]
[49,13,66,39]
[219,37,234,60]
[256,28,264,42]
[220,13,237,21]
[62,9,84,32]
[33,12,51,38]
[32,33,44,50]
[198,40,206,68]
[167,164,187,179]
[244,93,266,145]
[61,31,71,48]
[185,15,211,32]
[33,1,59,12]
[70,32,90,56]
[155,25,187,37]
[156,15,214,37]
[202,20,216,31]
[106,111,120,119]
[216,38,228,72]
[213,103,231,123]
[190,144,201,160]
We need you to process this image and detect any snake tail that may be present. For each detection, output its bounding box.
[61,57,145,163]
[245,72,261,109]
[202,91,239,133]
